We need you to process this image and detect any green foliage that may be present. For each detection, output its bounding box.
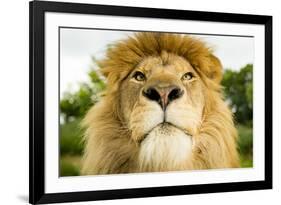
[60,157,80,176]
[237,124,253,168]
[240,154,253,168]
[221,64,253,124]
[221,65,253,167]
[237,124,253,156]
[88,69,106,89]
[60,69,106,123]
[60,118,84,155]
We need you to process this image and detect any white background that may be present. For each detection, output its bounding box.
[0,0,279,204]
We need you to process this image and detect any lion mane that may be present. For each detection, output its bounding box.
[81,32,239,175]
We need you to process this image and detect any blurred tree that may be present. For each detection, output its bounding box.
[221,64,253,124]
[60,69,106,123]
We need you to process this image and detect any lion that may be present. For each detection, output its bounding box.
[81,32,240,175]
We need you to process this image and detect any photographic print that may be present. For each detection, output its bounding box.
[59,29,254,176]
[29,1,272,204]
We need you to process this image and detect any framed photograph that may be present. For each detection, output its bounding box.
[29,0,272,204]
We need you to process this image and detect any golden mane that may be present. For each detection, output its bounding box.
[81,32,239,175]
[100,33,222,90]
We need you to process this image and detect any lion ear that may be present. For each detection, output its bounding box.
[206,54,223,83]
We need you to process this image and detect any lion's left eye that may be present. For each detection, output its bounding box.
[181,72,194,81]
[133,71,146,81]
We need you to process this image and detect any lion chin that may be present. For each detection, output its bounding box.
[139,123,193,172]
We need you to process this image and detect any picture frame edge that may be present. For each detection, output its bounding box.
[29,1,273,204]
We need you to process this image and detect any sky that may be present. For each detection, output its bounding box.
[60,28,254,95]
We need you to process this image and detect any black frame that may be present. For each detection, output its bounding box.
[29,0,272,204]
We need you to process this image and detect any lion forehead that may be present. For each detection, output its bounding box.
[136,53,196,77]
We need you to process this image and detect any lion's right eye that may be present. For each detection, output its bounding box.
[181,72,194,81]
[133,71,146,81]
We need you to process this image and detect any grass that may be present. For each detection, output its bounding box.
[60,118,84,155]
[237,124,253,168]
[60,155,82,176]
[240,154,253,167]
[60,119,253,176]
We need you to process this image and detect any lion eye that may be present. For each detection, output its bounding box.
[182,72,194,81]
[133,71,146,81]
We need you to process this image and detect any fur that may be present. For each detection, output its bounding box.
[81,32,239,175]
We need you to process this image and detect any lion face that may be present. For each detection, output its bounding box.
[119,52,205,171]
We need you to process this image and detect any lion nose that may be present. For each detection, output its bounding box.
[142,86,184,110]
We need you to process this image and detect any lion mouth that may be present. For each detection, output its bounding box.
[140,122,192,143]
